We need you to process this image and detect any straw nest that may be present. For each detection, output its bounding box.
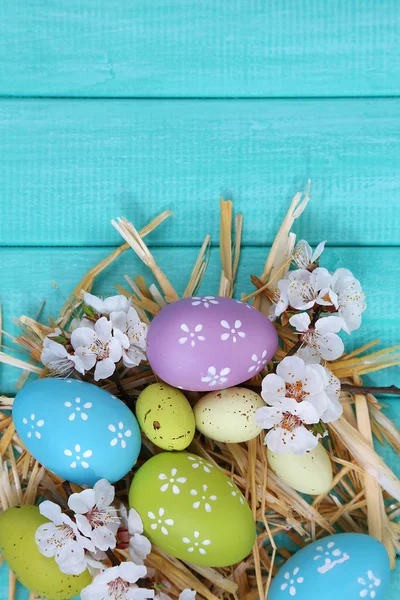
[1,188,400,600]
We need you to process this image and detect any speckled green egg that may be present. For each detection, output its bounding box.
[0,505,91,599]
[136,383,195,450]
[129,451,256,567]
[194,387,265,443]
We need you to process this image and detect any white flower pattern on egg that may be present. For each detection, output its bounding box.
[313,540,350,574]
[158,468,187,494]
[280,567,304,596]
[220,319,246,343]
[191,296,219,308]
[201,366,231,387]
[227,481,245,504]
[108,422,132,448]
[64,444,92,469]
[358,570,381,598]
[147,508,174,535]
[248,350,268,373]
[178,323,205,347]
[182,530,211,555]
[64,396,92,421]
[190,484,217,512]
[187,455,213,473]
[22,414,44,439]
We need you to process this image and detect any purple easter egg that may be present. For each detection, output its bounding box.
[147,296,278,391]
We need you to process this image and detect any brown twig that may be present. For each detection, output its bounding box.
[341,384,400,396]
[106,548,121,566]
[111,372,135,411]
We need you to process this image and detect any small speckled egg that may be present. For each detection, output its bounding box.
[0,506,91,599]
[136,383,195,450]
[13,378,141,486]
[147,296,278,391]
[194,387,264,443]
[129,451,255,567]
[267,443,333,495]
[268,533,390,600]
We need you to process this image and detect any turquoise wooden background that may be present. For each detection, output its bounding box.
[1,1,399,598]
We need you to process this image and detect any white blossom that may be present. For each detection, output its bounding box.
[119,504,151,565]
[68,479,120,551]
[110,307,148,367]
[84,292,131,315]
[270,279,290,318]
[262,356,331,417]
[255,397,320,455]
[71,316,126,381]
[287,267,334,311]
[331,268,366,333]
[289,313,344,360]
[292,240,326,270]
[81,563,154,600]
[41,330,85,377]
[35,501,94,575]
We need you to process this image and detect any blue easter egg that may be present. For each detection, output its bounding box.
[269,533,390,600]
[13,378,141,486]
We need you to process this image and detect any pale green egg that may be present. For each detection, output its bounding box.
[136,383,195,450]
[267,443,333,495]
[129,451,256,567]
[194,387,264,443]
[0,505,91,599]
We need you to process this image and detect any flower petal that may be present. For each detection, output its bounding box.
[94,478,115,509]
[75,514,92,537]
[129,532,152,561]
[127,508,144,535]
[39,500,63,525]
[276,356,305,384]
[261,373,286,404]
[289,313,311,332]
[68,489,96,514]
[91,525,117,551]
[94,317,113,343]
[71,326,96,350]
[94,358,117,381]
[118,561,147,583]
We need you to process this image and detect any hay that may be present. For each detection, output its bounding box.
[1,191,400,599]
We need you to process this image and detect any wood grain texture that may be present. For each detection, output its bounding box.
[0,0,399,98]
[1,245,399,393]
[1,98,400,247]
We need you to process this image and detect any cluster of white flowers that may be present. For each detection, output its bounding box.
[271,240,366,357]
[40,293,147,381]
[257,240,366,455]
[35,478,195,600]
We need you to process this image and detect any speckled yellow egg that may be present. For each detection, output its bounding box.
[0,505,91,599]
[267,443,333,495]
[136,383,195,450]
[194,387,264,443]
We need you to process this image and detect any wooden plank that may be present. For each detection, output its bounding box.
[0,1,399,98]
[1,245,399,393]
[1,98,400,247]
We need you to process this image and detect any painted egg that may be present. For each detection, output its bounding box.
[194,387,264,443]
[136,383,195,450]
[0,506,91,599]
[12,378,141,486]
[267,443,333,495]
[147,296,278,391]
[129,451,256,567]
[269,533,390,600]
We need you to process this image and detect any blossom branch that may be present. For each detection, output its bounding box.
[341,383,400,396]
[111,372,134,411]
[105,548,121,566]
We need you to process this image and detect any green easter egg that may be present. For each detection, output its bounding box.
[129,451,256,566]
[0,506,91,600]
[136,383,195,450]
